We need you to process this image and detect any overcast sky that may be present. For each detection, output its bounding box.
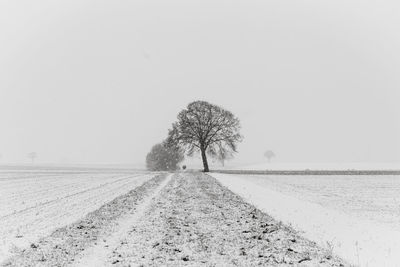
[1,0,400,166]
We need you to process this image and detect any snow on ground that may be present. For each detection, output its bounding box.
[74,173,174,267]
[3,173,346,266]
[229,174,400,228]
[83,173,344,266]
[2,174,167,267]
[230,162,400,171]
[210,173,400,267]
[0,171,155,261]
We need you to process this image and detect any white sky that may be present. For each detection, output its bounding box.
[1,0,400,165]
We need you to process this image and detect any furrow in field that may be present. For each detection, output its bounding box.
[0,173,153,261]
[1,174,167,267]
[0,172,144,215]
[0,173,72,181]
[0,174,142,219]
[87,173,345,266]
[3,174,147,229]
[73,173,174,267]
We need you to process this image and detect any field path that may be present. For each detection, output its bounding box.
[3,172,346,266]
[82,173,345,266]
[73,173,173,266]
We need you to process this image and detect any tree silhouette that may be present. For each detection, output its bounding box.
[27,152,37,164]
[167,101,242,172]
[211,144,233,167]
[146,143,184,171]
[264,150,275,163]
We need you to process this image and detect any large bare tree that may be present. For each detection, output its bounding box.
[167,101,242,172]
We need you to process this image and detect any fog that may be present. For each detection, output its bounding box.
[1,0,400,166]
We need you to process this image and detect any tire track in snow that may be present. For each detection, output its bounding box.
[72,173,174,267]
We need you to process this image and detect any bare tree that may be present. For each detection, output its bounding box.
[264,150,275,163]
[27,152,37,164]
[167,101,242,172]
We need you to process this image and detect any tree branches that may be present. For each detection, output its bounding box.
[166,101,243,172]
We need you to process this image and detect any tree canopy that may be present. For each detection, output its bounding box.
[167,101,242,172]
[146,143,184,171]
[264,150,276,162]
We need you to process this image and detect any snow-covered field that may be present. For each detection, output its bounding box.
[0,170,155,261]
[2,167,398,266]
[4,173,345,267]
[210,173,400,267]
[230,162,400,171]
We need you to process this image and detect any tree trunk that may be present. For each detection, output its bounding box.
[200,148,209,172]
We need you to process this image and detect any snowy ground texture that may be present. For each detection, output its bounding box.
[0,171,155,260]
[228,162,400,171]
[1,172,346,266]
[1,173,166,266]
[210,173,400,267]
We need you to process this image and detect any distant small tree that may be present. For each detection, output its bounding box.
[211,144,233,167]
[146,143,184,171]
[182,165,187,170]
[166,101,242,172]
[28,152,37,164]
[264,150,275,163]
